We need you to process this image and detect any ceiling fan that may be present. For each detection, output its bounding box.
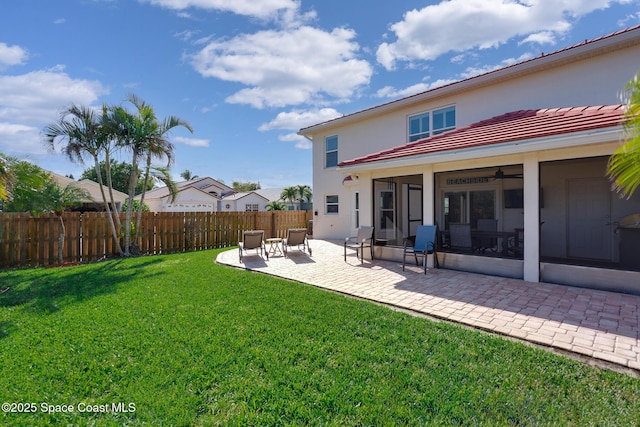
[488,168,523,180]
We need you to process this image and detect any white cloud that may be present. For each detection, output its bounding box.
[191,26,372,108]
[0,43,28,69]
[173,136,210,147]
[0,66,107,123]
[375,79,459,99]
[376,0,628,70]
[279,132,312,149]
[617,11,640,27]
[376,83,429,99]
[377,50,536,100]
[0,66,107,156]
[259,108,342,131]
[259,108,341,150]
[0,122,42,155]
[141,0,301,21]
[520,31,557,45]
[459,53,535,79]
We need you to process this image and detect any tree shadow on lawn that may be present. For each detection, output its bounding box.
[0,320,15,338]
[0,257,166,316]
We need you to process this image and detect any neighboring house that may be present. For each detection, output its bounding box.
[299,25,640,293]
[219,188,312,211]
[51,173,128,212]
[220,191,270,212]
[139,177,234,212]
[138,178,310,213]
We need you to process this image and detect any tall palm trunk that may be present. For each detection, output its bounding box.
[123,153,139,256]
[93,155,124,256]
[134,153,153,244]
[104,152,122,232]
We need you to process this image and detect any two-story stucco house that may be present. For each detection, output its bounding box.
[299,26,640,294]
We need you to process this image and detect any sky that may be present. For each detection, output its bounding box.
[1,0,640,189]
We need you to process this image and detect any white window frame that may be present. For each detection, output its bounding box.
[325,195,339,214]
[408,105,456,142]
[245,203,259,212]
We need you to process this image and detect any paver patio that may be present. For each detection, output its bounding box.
[216,239,640,374]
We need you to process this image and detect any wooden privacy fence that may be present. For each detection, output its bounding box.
[0,210,312,269]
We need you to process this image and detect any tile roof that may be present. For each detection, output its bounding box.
[338,105,627,167]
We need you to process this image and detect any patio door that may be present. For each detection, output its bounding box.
[568,178,612,260]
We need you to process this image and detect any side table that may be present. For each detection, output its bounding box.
[266,237,283,257]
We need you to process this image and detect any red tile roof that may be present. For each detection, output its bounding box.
[338,105,627,167]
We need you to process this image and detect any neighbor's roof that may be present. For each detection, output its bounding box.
[50,172,128,202]
[142,176,232,200]
[222,191,269,202]
[338,105,627,167]
[254,187,286,202]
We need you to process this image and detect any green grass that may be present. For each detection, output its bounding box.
[0,249,639,426]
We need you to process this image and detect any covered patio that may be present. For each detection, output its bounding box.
[216,239,640,374]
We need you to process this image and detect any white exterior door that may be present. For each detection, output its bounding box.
[568,178,612,260]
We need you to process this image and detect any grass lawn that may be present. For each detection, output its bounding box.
[0,249,639,426]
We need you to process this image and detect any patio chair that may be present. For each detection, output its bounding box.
[344,226,374,264]
[449,223,473,253]
[402,225,439,274]
[239,230,268,262]
[283,228,312,257]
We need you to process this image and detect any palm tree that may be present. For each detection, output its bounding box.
[0,159,88,264]
[608,72,640,197]
[43,181,90,265]
[1,159,51,213]
[295,184,312,210]
[266,200,287,211]
[0,153,12,202]
[43,104,124,255]
[110,94,192,255]
[180,170,198,181]
[280,186,298,209]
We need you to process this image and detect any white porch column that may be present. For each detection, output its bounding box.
[422,165,435,224]
[523,153,540,282]
[422,165,437,267]
[358,172,373,227]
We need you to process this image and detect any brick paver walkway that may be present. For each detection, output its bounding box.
[217,240,640,373]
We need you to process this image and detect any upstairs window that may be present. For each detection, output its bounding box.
[325,135,338,168]
[409,106,456,142]
[409,112,430,142]
[433,106,456,135]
